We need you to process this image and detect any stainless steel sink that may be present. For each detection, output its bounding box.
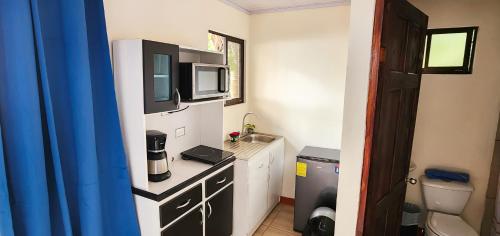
[240,133,276,144]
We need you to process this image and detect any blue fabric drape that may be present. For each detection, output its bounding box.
[0,0,140,235]
[0,125,14,236]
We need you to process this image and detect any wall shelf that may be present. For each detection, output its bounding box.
[179,45,223,55]
[179,45,224,64]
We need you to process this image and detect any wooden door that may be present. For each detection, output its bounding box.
[361,0,428,235]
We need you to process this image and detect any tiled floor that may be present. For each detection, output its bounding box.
[253,203,301,236]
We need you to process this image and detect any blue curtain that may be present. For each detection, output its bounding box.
[0,0,140,235]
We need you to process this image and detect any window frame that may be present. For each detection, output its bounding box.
[422,26,478,74]
[209,30,245,106]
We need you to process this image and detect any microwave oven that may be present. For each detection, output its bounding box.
[179,63,230,101]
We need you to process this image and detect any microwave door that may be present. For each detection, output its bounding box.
[194,66,220,99]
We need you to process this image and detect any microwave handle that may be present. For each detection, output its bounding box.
[218,68,229,93]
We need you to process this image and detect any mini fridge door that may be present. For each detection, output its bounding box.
[293,156,339,232]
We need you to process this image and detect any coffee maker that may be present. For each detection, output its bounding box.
[146,130,171,182]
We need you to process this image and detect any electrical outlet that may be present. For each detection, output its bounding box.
[175,127,185,138]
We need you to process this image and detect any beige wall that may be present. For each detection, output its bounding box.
[248,6,350,198]
[103,0,251,137]
[406,0,500,231]
[335,0,376,234]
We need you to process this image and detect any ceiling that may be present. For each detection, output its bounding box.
[220,0,350,14]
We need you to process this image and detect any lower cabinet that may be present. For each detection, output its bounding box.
[248,151,270,228]
[268,141,284,209]
[234,138,285,236]
[162,206,203,236]
[134,163,234,236]
[205,185,234,236]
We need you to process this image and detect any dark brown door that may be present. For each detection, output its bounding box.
[362,0,428,235]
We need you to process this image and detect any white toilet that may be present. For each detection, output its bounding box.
[421,176,478,236]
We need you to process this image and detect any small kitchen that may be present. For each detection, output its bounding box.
[105,0,348,235]
[112,39,290,235]
[3,0,500,235]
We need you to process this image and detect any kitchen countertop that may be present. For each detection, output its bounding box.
[133,133,282,201]
[224,133,283,160]
[133,156,235,201]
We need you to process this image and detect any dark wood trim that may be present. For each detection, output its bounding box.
[132,157,236,201]
[279,196,295,206]
[422,26,479,74]
[356,0,385,235]
[208,30,245,106]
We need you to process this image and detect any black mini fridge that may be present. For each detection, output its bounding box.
[294,146,340,233]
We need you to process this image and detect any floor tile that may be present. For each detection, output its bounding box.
[280,204,294,214]
[263,226,298,236]
[253,224,268,236]
[263,205,280,226]
[254,203,300,236]
[270,210,294,232]
[262,211,278,226]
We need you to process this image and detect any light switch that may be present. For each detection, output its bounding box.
[175,127,185,138]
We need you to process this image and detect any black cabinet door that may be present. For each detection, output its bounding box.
[205,184,233,236]
[160,184,202,227]
[143,40,180,114]
[162,206,203,236]
[205,166,234,197]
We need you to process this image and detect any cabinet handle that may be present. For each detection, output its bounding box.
[176,199,191,209]
[259,163,264,169]
[175,88,181,109]
[199,207,204,225]
[207,202,213,219]
[216,177,227,185]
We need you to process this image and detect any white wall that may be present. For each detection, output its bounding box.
[248,6,350,198]
[145,102,224,160]
[103,0,251,138]
[335,0,376,235]
[406,0,500,231]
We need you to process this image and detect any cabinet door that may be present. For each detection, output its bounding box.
[248,151,270,228]
[161,206,203,236]
[268,141,284,209]
[143,40,180,114]
[205,185,233,236]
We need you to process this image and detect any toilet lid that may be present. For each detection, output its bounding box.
[428,212,478,236]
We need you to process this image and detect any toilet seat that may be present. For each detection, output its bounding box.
[426,212,478,236]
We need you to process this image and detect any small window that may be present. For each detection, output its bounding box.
[208,33,225,54]
[208,31,245,106]
[423,27,478,74]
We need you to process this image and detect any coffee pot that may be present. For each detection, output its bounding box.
[146,130,171,182]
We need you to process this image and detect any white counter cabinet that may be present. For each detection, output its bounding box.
[232,138,285,236]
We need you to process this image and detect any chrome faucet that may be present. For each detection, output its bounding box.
[241,112,256,136]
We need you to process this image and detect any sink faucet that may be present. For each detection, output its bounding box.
[241,112,256,136]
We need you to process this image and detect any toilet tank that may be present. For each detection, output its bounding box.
[420,176,473,215]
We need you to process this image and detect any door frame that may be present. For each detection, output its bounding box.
[355,0,386,235]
